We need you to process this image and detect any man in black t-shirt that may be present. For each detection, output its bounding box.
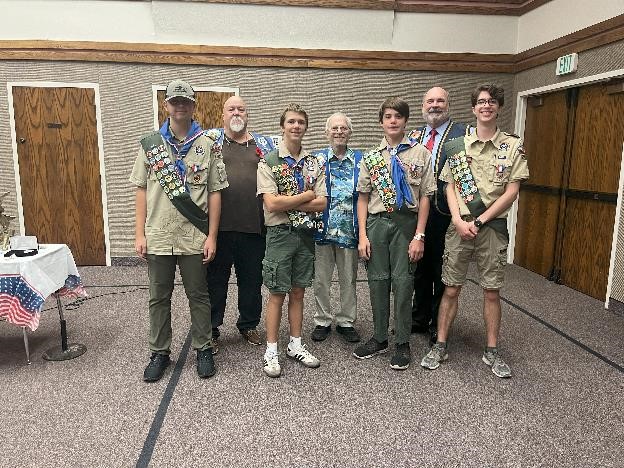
[205,96,275,354]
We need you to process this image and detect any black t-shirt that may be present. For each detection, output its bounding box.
[218,138,264,234]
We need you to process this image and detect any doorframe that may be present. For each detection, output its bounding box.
[511,68,624,307]
[6,81,111,266]
[151,85,239,130]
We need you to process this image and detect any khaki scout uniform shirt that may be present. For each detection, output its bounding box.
[256,141,327,226]
[356,137,437,214]
[129,133,229,255]
[440,128,529,218]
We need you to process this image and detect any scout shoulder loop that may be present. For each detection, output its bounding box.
[140,131,208,234]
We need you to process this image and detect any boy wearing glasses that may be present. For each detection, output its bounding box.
[311,113,362,344]
[420,84,529,378]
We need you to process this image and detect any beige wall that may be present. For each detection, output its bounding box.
[0,60,513,259]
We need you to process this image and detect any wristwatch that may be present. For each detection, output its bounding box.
[413,233,425,241]
[474,218,483,229]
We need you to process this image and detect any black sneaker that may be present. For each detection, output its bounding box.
[390,343,411,370]
[197,349,216,379]
[336,326,361,343]
[311,325,331,342]
[143,353,170,382]
[352,337,388,359]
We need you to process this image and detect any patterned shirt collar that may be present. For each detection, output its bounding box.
[328,146,354,163]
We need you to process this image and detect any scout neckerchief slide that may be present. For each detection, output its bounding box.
[444,138,508,239]
[140,131,209,234]
[263,149,324,233]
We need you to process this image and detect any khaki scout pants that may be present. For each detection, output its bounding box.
[147,254,212,353]
[365,211,417,345]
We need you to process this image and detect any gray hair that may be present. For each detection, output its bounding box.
[325,112,354,132]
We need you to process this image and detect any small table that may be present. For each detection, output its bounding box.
[0,244,87,363]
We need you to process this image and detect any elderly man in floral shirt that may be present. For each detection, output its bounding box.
[311,112,362,344]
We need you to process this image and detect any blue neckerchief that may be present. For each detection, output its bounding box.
[160,119,204,183]
[283,156,305,192]
[387,143,414,208]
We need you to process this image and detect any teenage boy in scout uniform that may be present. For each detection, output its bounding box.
[256,103,327,378]
[131,79,228,382]
[420,84,529,378]
[353,97,436,370]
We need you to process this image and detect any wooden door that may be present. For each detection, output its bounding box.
[156,90,235,129]
[558,83,624,299]
[514,91,569,277]
[13,86,106,265]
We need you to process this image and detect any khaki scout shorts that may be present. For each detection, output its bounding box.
[442,223,508,290]
[262,226,315,294]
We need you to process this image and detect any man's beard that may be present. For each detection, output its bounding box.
[423,108,449,128]
[229,117,246,133]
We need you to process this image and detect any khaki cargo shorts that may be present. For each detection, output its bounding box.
[442,223,508,290]
[262,225,315,294]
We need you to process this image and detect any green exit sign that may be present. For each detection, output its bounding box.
[556,53,578,76]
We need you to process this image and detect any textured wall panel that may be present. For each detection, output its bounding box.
[514,39,624,303]
[0,60,513,258]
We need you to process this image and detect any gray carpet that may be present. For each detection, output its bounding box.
[2,263,622,467]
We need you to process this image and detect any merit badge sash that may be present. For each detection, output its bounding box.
[444,137,508,239]
[362,148,397,213]
[264,149,324,233]
[140,132,208,234]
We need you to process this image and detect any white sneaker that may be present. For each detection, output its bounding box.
[263,351,281,378]
[286,342,320,368]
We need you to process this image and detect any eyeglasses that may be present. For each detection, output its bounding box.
[330,126,350,133]
[476,98,498,106]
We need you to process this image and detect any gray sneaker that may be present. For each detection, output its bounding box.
[482,348,512,378]
[420,343,448,370]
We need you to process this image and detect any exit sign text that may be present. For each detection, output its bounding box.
[556,53,578,76]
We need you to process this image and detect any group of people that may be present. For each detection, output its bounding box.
[130,79,529,382]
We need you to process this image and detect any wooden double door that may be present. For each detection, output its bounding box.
[514,82,624,300]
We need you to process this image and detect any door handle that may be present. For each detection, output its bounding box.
[19,138,26,144]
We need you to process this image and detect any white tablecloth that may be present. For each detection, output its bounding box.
[0,244,86,331]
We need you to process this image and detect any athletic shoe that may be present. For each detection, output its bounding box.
[263,350,281,378]
[286,342,320,368]
[482,348,512,378]
[352,337,388,359]
[143,353,170,382]
[390,343,411,370]
[197,349,216,378]
[420,343,448,370]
